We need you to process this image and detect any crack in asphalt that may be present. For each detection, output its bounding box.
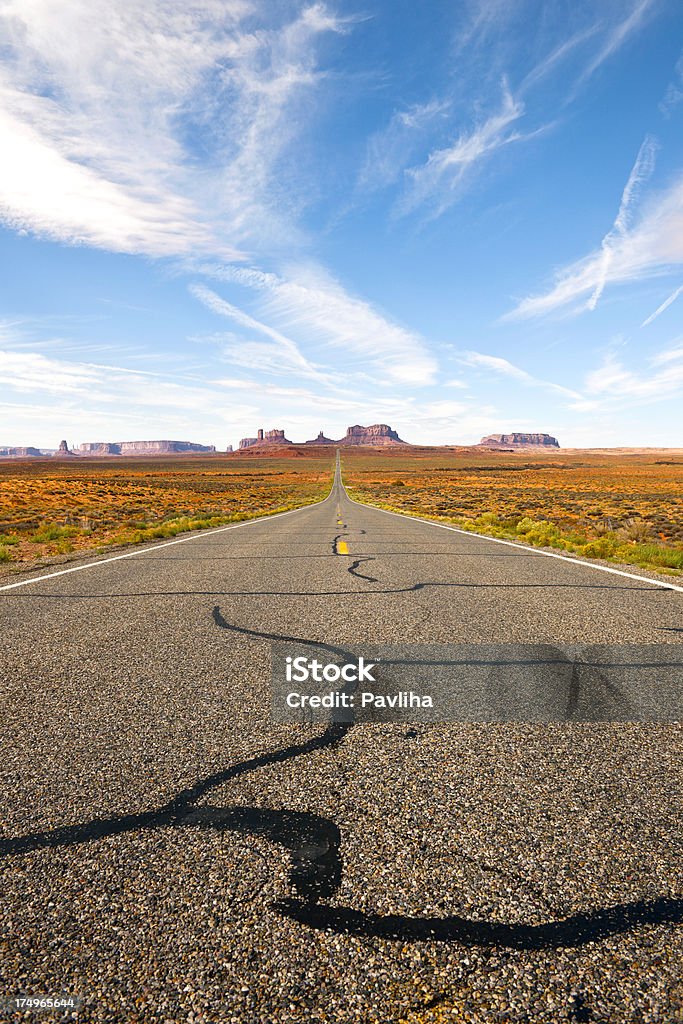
[273,895,683,948]
[331,533,348,555]
[347,558,379,583]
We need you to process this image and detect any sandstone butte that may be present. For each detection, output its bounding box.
[478,432,560,448]
[1,427,564,457]
[75,441,216,455]
[239,424,407,449]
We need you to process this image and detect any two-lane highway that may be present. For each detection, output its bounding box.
[1,456,682,1022]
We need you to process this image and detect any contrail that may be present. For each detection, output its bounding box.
[641,283,683,327]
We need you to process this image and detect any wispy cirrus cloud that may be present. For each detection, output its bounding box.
[360,2,661,224]
[575,344,683,410]
[458,350,581,399]
[517,24,602,95]
[189,283,330,382]
[0,105,227,257]
[0,1,344,257]
[0,347,258,440]
[0,350,102,395]
[358,99,451,193]
[660,51,683,115]
[506,146,683,321]
[199,263,438,386]
[397,82,527,218]
[574,0,656,88]
[651,340,683,365]
[586,135,658,311]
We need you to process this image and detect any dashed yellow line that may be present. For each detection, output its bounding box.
[335,502,347,548]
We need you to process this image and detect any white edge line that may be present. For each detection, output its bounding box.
[0,491,333,593]
[342,482,683,594]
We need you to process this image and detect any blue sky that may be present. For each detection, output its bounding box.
[1,0,682,449]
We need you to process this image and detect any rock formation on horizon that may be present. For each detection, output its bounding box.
[479,432,560,448]
[339,424,407,446]
[0,446,43,457]
[239,428,292,449]
[301,424,408,446]
[53,439,75,457]
[304,431,336,445]
[75,440,216,455]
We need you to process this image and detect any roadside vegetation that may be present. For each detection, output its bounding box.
[342,448,683,577]
[0,453,334,567]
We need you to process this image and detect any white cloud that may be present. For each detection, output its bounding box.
[506,168,683,321]
[358,99,450,192]
[650,340,683,365]
[570,345,683,412]
[575,0,656,87]
[0,104,227,257]
[452,0,517,53]
[189,283,330,382]
[660,51,683,115]
[395,398,500,446]
[0,350,103,394]
[200,263,438,386]
[0,352,480,448]
[458,350,581,398]
[399,82,527,217]
[0,347,261,446]
[518,25,601,95]
[0,1,343,256]
[586,135,658,311]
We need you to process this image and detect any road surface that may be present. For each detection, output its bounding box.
[1,456,682,1023]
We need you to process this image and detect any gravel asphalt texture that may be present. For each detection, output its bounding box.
[0,457,682,1023]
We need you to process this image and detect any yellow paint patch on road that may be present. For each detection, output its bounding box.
[337,540,349,554]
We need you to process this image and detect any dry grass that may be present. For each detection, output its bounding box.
[4,445,680,578]
[341,447,683,576]
[0,451,334,566]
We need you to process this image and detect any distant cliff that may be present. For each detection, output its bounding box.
[0,446,43,457]
[479,433,560,448]
[75,440,216,455]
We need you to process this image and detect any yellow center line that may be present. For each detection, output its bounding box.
[337,540,349,554]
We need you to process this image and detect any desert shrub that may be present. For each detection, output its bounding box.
[474,511,501,527]
[0,546,11,562]
[29,524,79,544]
[582,534,620,558]
[617,518,653,543]
[0,533,19,545]
[525,522,562,546]
[513,518,561,546]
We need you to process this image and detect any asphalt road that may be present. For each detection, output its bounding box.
[1,457,682,1023]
